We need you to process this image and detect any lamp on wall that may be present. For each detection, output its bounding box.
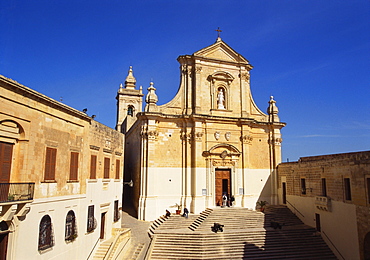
[123,180,134,187]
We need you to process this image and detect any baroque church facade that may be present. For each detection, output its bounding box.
[117,37,285,221]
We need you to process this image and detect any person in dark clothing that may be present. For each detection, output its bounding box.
[183,207,189,218]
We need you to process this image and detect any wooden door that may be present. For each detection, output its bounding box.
[100,212,106,239]
[215,169,231,206]
[0,233,8,260]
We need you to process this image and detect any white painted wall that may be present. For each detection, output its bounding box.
[139,167,272,221]
[286,195,360,260]
[12,179,122,260]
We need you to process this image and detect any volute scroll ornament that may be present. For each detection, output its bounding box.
[241,135,253,144]
[194,132,203,141]
[268,137,283,146]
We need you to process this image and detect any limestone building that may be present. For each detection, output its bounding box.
[118,37,286,221]
[0,75,124,259]
[277,151,370,260]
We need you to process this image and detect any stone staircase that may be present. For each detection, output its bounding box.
[145,206,337,259]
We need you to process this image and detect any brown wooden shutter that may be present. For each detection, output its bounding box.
[103,158,110,179]
[0,142,13,183]
[90,155,97,179]
[69,152,79,181]
[115,159,120,179]
[45,147,57,181]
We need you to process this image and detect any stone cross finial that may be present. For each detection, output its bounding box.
[215,27,222,39]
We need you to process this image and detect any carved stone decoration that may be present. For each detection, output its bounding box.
[220,150,228,159]
[213,160,235,166]
[214,131,220,140]
[225,132,231,141]
[195,66,202,74]
[194,132,203,141]
[147,130,159,140]
[239,72,250,83]
[180,132,192,142]
[241,135,253,144]
[268,137,283,146]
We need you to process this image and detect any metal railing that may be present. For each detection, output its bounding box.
[286,199,305,218]
[0,183,35,203]
[322,230,345,260]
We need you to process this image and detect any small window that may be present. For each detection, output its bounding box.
[90,155,97,179]
[367,178,370,203]
[321,178,327,197]
[44,148,57,181]
[87,205,96,233]
[65,210,77,241]
[39,215,54,250]
[127,106,134,116]
[301,178,306,195]
[104,158,110,179]
[115,160,120,179]
[114,200,120,222]
[69,152,79,181]
[344,178,351,201]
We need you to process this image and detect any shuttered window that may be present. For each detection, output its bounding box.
[69,152,79,181]
[44,148,57,181]
[0,142,13,183]
[103,158,110,179]
[115,160,120,179]
[90,155,97,179]
[87,205,95,232]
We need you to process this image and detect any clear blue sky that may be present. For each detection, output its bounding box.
[1,1,369,161]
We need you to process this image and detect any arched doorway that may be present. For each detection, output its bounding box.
[364,232,370,260]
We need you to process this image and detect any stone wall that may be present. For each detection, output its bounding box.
[277,151,370,260]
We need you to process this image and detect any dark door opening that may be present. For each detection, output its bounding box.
[0,232,8,260]
[215,169,231,206]
[100,212,106,239]
[282,182,287,204]
[315,213,321,232]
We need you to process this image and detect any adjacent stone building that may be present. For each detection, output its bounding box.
[277,151,370,260]
[118,37,285,221]
[0,75,124,259]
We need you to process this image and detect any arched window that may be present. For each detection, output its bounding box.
[127,106,134,116]
[38,215,54,250]
[65,210,77,241]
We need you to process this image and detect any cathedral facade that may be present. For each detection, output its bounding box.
[118,37,285,221]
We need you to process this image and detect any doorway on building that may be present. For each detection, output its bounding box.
[364,232,370,260]
[100,212,106,239]
[215,169,231,206]
[282,182,287,204]
[315,213,321,232]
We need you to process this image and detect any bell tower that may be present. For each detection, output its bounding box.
[116,66,143,133]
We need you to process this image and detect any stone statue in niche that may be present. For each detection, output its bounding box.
[217,88,225,109]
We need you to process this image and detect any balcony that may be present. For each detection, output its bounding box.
[315,196,331,211]
[0,182,35,203]
[0,183,34,222]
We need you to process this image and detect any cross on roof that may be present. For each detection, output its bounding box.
[215,27,222,38]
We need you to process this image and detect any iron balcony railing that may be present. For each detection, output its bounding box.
[0,183,35,203]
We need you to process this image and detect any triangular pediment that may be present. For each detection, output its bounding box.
[193,38,250,64]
